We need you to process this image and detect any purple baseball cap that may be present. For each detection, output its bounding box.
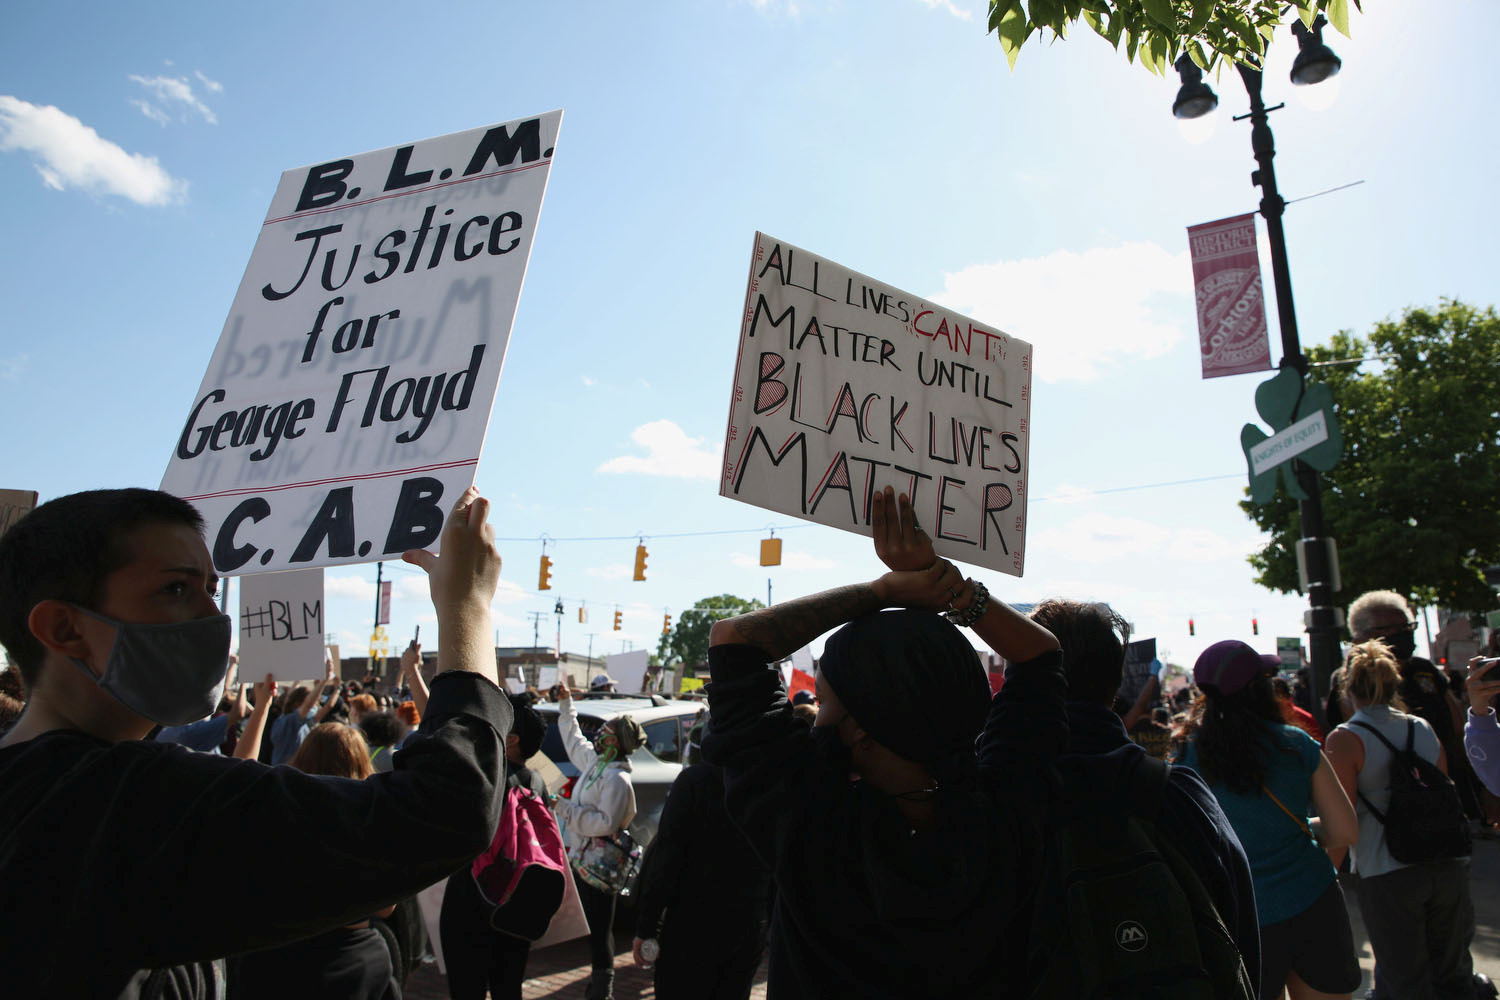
[1194,640,1269,694]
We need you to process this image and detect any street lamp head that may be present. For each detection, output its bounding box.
[1172,54,1219,120]
[1290,16,1342,86]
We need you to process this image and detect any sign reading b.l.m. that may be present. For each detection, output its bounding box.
[162,112,562,574]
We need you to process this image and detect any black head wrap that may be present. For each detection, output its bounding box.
[817,609,990,786]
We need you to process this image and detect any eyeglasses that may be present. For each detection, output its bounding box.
[1366,620,1417,638]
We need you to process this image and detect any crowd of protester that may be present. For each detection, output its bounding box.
[1,485,1498,999]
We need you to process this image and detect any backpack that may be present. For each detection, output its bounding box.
[1025,752,1254,1000]
[470,781,568,940]
[1350,719,1471,864]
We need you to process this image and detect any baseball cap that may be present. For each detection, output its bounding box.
[589,674,616,691]
[1193,640,1269,695]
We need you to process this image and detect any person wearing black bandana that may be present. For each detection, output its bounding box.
[702,486,1064,998]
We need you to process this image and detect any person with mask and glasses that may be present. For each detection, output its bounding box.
[0,487,513,999]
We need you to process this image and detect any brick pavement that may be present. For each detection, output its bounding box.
[403,937,769,999]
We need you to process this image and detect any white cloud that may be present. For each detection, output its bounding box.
[194,70,223,94]
[0,353,28,380]
[586,564,631,581]
[580,375,596,387]
[0,96,184,205]
[491,579,531,605]
[596,420,720,480]
[915,0,974,20]
[128,74,217,124]
[324,574,373,599]
[932,242,1191,381]
[1038,483,1098,505]
[130,99,170,126]
[1166,528,1257,564]
[731,550,836,571]
[1030,512,1173,562]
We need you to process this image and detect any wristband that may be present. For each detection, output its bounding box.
[944,581,989,628]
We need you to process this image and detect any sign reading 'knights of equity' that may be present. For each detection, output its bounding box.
[162,111,562,574]
[721,234,1034,576]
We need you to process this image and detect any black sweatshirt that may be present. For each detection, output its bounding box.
[703,642,1067,999]
[632,762,771,943]
[0,670,512,999]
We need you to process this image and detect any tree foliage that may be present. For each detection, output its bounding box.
[657,593,765,676]
[987,0,1362,74]
[1240,301,1500,615]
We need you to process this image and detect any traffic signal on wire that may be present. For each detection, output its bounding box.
[1188,618,1196,636]
[633,543,648,581]
[613,609,622,631]
[538,554,553,591]
[1252,617,1259,635]
[662,613,672,636]
[578,605,588,624]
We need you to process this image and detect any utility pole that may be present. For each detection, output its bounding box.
[525,610,547,689]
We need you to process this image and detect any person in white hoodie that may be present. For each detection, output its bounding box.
[555,687,644,1000]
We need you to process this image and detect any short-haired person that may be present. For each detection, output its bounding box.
[1027,599,1261,994]
[702,488,1063,996]
[1175,640,1361,1000]
[1325,641,1477,999]
[0,487,513,997]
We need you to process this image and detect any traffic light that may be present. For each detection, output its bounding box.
[632,543,648,582]
[578,605,588,624]
[662,612,672,636]
[1252,617,1259,635]
[538,554,553,591]
[760,535,782,566]
[1188,618,1196,636]
[613,608,623,631]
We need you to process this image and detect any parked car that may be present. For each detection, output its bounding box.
[533,693,707,876]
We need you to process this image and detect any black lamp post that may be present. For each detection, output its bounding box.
[1172,19,1345,723]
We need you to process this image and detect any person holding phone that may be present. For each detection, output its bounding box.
[1464,655,1500,795]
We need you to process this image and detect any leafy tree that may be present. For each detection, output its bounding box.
[986,0,1362,73]
[657,594,765,677]
[1240,301,1500,615]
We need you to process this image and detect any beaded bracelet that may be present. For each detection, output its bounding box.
[944,580,989,628]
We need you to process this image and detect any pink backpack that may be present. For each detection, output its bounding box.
[470,783,568,940]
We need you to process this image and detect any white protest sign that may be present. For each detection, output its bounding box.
[1249,409,1330,478]
[606,649,650,694]
[0,489,38,540]
[162,111,562,575]
[721,234,1033,576]
[237,568,325,682]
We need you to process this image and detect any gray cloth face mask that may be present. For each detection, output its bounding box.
[67,606,232,726]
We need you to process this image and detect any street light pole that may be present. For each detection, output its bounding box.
[1234,61,1342,721]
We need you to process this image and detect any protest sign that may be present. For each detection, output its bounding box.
[721,234,1033,576]
[1277,636,1303,671]
[1188,214,1272,379]
[606,648,649,694]
[0,489,38,540]
[238,568,325,682]
[162,111,562,574]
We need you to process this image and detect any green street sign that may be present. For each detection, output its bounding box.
[1241,367,1341,504]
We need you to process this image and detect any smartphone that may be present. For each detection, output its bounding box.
[413,625,420,644]
[1475,656,1500,672]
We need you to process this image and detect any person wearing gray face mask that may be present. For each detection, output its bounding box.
[0,486,515,999]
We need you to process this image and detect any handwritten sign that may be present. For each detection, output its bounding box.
[238,568,326,682]
[162,111,562,574]
[0,489,38,540]
[720,234,1033,575]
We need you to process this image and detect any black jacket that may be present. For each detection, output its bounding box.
[0,671,512,999]
[703,642,1067,999]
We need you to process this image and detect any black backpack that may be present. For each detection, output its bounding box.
[1351,719,1471,864]
[1025,752,1254,1000]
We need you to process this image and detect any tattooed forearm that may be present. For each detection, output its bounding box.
[729,583,883,661]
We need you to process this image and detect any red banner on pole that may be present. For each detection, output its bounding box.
[378,580,392,625]
[1187,213,1273,379]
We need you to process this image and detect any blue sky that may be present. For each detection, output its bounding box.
[2,1,1494,673]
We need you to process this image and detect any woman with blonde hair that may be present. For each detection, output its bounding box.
[231,723,397,999]
[1325,641,1476,999]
